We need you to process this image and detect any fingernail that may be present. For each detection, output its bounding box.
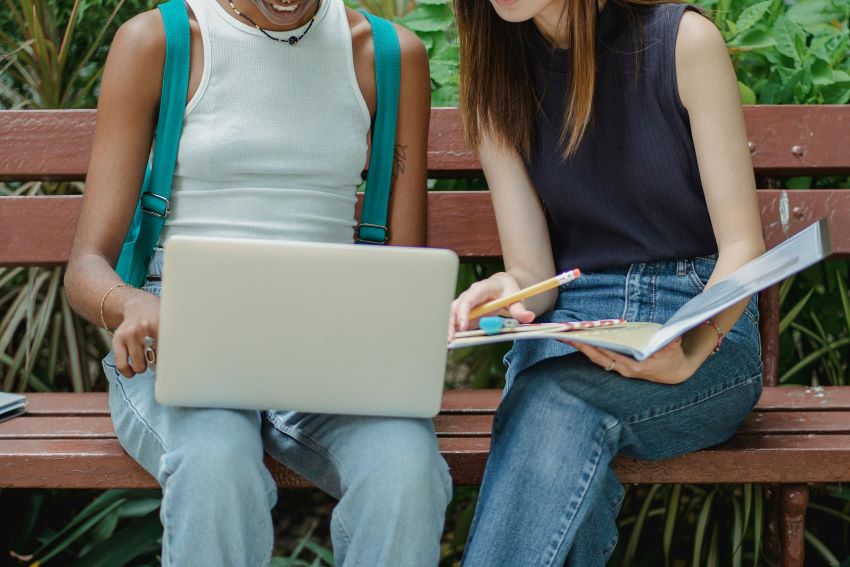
[459,319,467,329]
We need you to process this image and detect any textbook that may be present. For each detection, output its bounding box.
[0,391,27,424]
[449,219,831,360]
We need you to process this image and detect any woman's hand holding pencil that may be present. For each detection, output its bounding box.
[449,269,581,340]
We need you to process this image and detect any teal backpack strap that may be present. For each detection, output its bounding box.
[356,11,400,245]
[117,0,190,285]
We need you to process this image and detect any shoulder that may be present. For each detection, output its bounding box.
[394,22,428,70]
[675,9,727,66]
[111,9,166,62]
[346,9,427,68]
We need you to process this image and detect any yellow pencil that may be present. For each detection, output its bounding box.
[469,269,581,319]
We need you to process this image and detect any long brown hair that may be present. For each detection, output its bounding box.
[456,0,681,160]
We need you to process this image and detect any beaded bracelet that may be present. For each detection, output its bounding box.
[100,283,131,335]
[703,319,724,354]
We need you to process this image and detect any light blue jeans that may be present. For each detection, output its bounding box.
[462,256,763,566]
[103,250,451,567]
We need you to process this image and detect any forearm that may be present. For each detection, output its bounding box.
[64,253,153,331]
[681,239,765,370]
[501,266,558,316]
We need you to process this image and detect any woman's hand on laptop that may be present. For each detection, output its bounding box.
[449,273,535,340]
[112,292,160,378]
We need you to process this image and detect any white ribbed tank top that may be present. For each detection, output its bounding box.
[160,0,371,244]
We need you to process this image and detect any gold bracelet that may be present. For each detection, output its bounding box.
[100,283,131,335]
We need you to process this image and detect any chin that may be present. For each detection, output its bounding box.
[255,0,314,27]
[488,0,535,22]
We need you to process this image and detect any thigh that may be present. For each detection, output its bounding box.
[103,352,265,478]
[262,410,447,499]
[514,338,762,461]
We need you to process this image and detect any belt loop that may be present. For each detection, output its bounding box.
[676,259,687,276]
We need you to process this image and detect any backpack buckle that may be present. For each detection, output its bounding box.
[140,192,172,219]
[355,223,389,244]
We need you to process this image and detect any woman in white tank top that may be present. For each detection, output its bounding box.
[64,1,448,565]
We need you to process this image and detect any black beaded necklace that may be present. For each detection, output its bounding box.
[226,0,318,45]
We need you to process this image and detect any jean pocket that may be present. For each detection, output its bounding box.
[102,351,120,384]
[686,255,718,293]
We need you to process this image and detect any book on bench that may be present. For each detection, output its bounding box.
[0,392,27,424]
[449,218,831,361]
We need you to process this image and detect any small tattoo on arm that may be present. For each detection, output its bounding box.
[392,145,407,180]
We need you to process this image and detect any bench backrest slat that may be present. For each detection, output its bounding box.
[2,107,850,181]
[2,190,848,267]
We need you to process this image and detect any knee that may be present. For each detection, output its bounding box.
[159,434,274,507]
[352,422,452,513]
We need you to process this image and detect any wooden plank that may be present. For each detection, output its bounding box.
[0,416,115,438]
[0,438,490,489]
[756,386,850,411]
[440,389,501,414]
[745,105,850,176]
[0,414,496,439]
[3,189,850,267]
[7,434,850,488]
[0,196,81,267]
[23,392,109,416]
[11,409,850,441]
[0,110,97,181]
[613,435,850,484]
[3,107,849,180]
[18,387,850,420]
[738,412,850,434]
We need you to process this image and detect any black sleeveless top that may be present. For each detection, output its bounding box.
[525,1,717,272]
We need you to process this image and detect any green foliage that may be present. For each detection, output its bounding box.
[0,0,156,109]
[696,0,850,103]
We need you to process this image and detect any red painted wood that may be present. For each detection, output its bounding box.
[7,433,850,487]
[3,190,849,267]
[0,416,115,438]
[24,392,109,416]
[18,386,850,419]
[440,389,501,413]
[2,107,849,180]
[780,485,808,567]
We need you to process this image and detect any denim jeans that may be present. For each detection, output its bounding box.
[462,257,763,566]
[103,249,451,567]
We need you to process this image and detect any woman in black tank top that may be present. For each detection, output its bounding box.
[451,0,765,564]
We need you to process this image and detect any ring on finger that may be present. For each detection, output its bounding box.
[605,358,616,372]
[142,336,157,368]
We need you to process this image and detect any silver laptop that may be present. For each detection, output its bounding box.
[154,236,459,418]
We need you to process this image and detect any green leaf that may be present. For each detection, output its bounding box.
[780,287,814,334]
[72,513,162,567]
[624,484,661,566]
[803,529,841,566]
[773,16,807,63]
[692,489,717,566]
[663,484,682,567]
[787,0,845,28]
[399,4,453,32]
[811,58,835,85]
[729,28,776,50]
[738,81,757,104]
[735,0,772,34]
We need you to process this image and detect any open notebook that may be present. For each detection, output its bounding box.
[449,219,831,360]
[0,392,27,424]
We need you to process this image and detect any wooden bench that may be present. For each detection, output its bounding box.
[2,106,850,566]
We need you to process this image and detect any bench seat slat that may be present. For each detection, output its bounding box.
[6,435,850,488]
[11,411,850,439]
[22,388,850,418]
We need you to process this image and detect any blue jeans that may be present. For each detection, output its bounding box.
[103,250,451,567]
[462,257,763,566]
